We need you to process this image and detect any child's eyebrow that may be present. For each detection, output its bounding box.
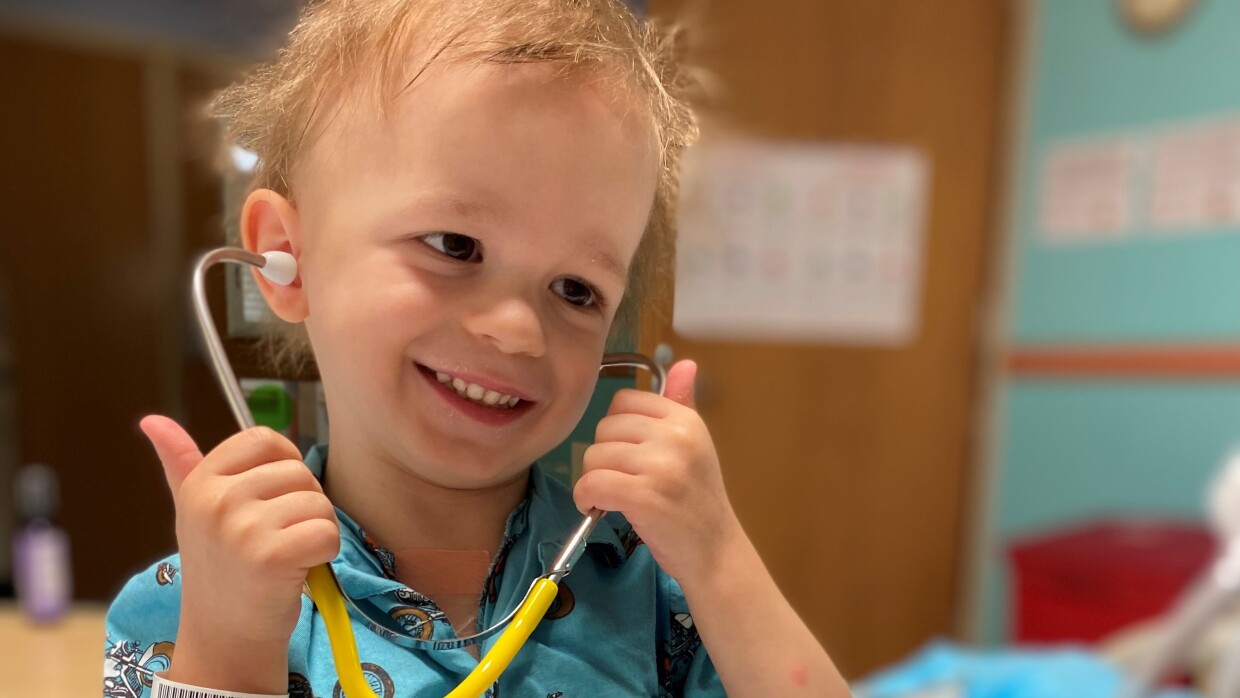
[381,194,502,229]
[444,196,498,220]
[576,243,627,282]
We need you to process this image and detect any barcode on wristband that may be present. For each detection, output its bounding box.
[149,678,284,698]
[154,685,215,698]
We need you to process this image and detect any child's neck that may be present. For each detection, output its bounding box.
[321,433,528,558]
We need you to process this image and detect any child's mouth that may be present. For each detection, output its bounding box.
[414,363,535,426]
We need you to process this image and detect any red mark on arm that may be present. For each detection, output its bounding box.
[790,663,808,688]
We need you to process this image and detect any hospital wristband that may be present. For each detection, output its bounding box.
[150,673,289,698]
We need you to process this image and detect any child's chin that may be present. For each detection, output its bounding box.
[410,454,532,490]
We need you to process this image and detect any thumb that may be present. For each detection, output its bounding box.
[139,415,204,500]
[663,359,697,410]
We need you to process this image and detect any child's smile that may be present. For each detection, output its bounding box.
[414,361,535,427]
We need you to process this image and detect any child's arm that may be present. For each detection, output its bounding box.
[575,361,852,697]
[138,417,341,695]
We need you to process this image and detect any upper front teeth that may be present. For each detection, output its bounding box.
[435,371,521,408]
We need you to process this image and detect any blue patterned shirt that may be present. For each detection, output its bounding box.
[104,446,724,697]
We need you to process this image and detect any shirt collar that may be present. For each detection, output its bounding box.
[302,444,633,599]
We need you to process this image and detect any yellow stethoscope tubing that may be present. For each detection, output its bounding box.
[447,577,559,698]
[306,565,559,698]
[304,565,367,696]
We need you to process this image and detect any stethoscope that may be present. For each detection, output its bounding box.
[191,247,667,698]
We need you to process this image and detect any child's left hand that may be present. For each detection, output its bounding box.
[573,359,741,586]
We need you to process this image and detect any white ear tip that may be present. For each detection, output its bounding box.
[260,251,298,286]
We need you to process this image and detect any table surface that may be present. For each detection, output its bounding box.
[0,602,108,696]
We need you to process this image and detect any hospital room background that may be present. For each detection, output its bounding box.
[3,0,1240,695]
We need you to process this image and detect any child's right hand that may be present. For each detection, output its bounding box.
[140,415,341,647]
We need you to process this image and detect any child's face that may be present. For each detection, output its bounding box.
[288,62,658,488]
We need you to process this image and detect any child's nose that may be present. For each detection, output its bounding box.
[461,296,547,358]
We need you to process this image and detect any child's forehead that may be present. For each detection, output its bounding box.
[295,58,658,193]
[329,58,647,138]
[288,57,659,266]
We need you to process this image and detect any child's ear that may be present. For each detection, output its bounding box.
[240,188,307,323]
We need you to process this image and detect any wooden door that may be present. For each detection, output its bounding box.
[0,32,240,601]
[645,0,1006,676]
[0,35,167,601]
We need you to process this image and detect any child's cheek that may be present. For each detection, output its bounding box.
[546,358,602,444]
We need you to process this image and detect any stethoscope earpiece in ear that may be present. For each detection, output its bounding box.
[259,251,298,286]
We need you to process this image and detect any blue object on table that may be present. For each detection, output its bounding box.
[853,641,1199,698]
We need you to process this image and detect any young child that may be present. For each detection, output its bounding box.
[104,1,850,696]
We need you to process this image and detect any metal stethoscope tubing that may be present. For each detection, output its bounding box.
[191,247,667,698]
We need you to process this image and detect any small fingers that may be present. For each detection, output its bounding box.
[139,415,204,498]
[573,468,642,515]
[272,518,341,569]
[264,490,338,531]
[594,413,657,445]
[606,389,674,419]
[582,441,643,477]
[235,459,325,500]
[662,360,698,410]
[208,427,304,477]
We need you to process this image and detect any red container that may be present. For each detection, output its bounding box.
[1008,519,1217,643]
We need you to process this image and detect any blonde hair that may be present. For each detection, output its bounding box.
[212,0,699,373]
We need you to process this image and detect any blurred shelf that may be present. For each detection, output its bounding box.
[0,602,108,696]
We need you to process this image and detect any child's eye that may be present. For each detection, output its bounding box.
[420,233,482,262]
[551,277,603,309]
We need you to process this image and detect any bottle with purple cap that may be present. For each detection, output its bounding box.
[13,463,72,622]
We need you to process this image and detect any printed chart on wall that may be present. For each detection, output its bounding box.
[673,139,931,345]
[1038,114,1240,245]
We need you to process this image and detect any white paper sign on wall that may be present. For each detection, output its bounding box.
[673,139,931,345]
